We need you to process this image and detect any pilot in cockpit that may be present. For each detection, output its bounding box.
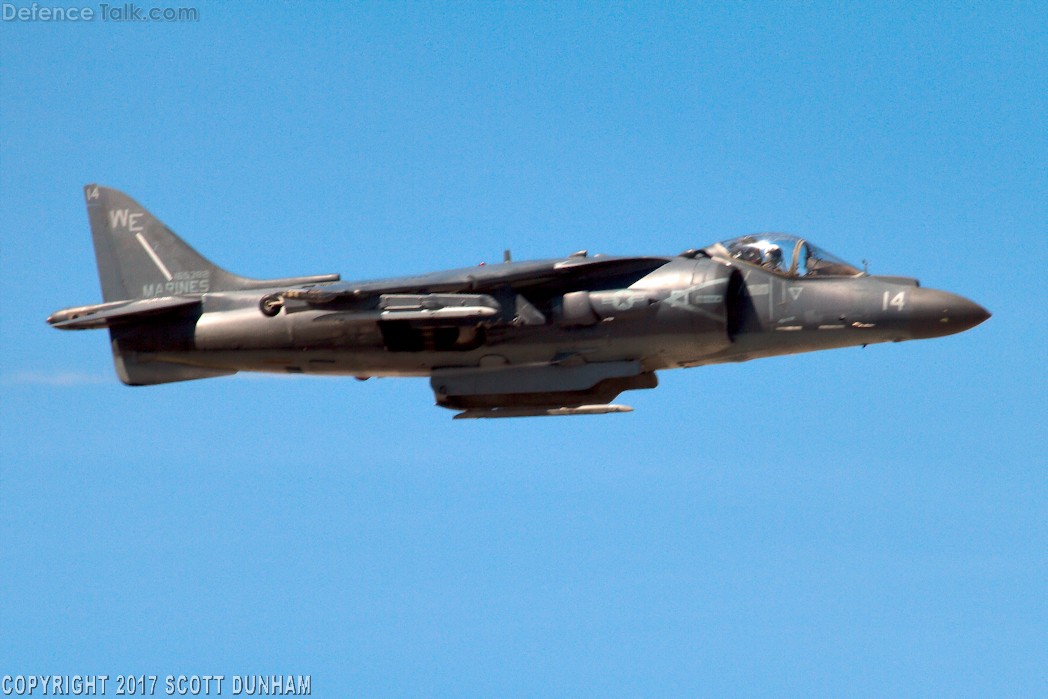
[719,234,862,278]
[733,238,767,266]
[763,244,784,272]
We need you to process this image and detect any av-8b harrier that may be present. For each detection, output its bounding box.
[49,185,990,418]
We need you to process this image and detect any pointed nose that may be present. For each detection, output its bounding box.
[908,288,991,339]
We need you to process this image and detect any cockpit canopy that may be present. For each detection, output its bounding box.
[714,234,862,278]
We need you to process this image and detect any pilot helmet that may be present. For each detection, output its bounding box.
[764,244,783,268]
[739,246,762,264]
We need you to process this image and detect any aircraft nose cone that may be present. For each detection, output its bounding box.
[908,288,991,339]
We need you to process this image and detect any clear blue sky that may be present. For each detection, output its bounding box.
[2,2,1045,695]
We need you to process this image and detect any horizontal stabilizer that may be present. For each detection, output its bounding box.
[48,296,200,330]
[453,404,633,419]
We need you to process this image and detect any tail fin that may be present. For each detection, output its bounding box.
[85,184,255,302]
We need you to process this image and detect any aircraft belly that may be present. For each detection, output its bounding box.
[159,318,673,376]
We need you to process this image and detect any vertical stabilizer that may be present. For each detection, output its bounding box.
[84,184,252,302]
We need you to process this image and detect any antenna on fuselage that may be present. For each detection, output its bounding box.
[504,249,512,263]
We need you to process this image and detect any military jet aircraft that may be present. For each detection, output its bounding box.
[49,185,990,418]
